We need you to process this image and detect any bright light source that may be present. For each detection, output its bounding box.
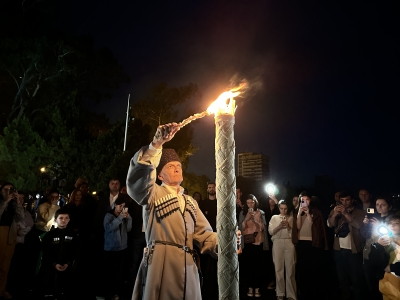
[265,184,276,194]
[40,167,46,173]
[92,191,97,195]
[377,225,392,236]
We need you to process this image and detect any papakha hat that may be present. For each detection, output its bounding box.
[156,149,181,174]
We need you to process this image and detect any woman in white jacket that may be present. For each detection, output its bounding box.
[268,200,297,300]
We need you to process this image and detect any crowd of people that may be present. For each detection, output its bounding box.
[0,179,144,300]
[1,121,400,300]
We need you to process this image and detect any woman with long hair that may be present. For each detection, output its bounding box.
[292,191,327,300]
[238,194,269,298]
[67,189,84,233]
[269,200,296,300]
[361,196,394,300]
[192,192,202,203]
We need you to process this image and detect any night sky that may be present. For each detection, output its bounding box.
[57,1,399,194]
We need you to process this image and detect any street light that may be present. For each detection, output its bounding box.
[40,167,46,173]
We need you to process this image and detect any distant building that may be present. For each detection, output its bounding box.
[237,152,270,181]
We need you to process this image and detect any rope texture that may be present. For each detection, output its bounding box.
[215,115,239,300]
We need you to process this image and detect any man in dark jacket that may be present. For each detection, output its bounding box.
[39,208,77,298]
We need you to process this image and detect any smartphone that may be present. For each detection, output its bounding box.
[123,207,128,213]
[367,208,377,219]
[300,201,307,208]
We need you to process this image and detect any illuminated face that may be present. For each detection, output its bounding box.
[359,190,371,203]
[279,204,288,215]
[389,219,400,235]
[376,199,391,215]
[109,180,121,193]
[246,199,255,209]
[207,184,216,196]
[340,196,354,209]
[56,214,70,229]
[158,162,183,186]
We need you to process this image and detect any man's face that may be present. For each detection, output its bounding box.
[340,196,354,209]
[158,162,183,186]
[207,184,216,196]
[109,180,121,193]
[1,184,13,199]
[48,192,59,205]
[359,190,371,203]
[236,189,242,205]
[56,214,70,229]
[79,184,89,195]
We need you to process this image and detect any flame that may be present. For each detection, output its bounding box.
[206,81,248,116]
[207,90,240,116]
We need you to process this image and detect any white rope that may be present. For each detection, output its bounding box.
[215,114,239,300]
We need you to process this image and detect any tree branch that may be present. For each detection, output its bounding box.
[6,69,20,90]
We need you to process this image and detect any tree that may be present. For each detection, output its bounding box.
[0,34,129,127]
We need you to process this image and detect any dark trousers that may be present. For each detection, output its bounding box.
[363,259,383,300]
[242,243,263,289]
[104,249,127,297]
[296,240,323,300]
[128,233,146,288]
[334,249,368,300]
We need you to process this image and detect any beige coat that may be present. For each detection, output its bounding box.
[127,145,217,300]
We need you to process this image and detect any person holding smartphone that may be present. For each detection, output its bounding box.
[103,196,132,300]
[361,196,393,300]
[292,191,328,300]
[0,182,24,300]
[269,200,296,300]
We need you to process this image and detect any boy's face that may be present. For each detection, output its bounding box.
[56,214,70,229]
[389,219,400,235]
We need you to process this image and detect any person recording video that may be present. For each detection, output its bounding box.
[0,182,24,300]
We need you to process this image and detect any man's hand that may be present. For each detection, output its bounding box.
[152,123,180,149]
[55,264,68,271]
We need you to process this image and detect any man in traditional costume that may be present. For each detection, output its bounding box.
[127,123,218,300]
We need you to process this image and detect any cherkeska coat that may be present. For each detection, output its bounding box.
[127,145,218,300]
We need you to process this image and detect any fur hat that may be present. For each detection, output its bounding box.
[156,149,181,174]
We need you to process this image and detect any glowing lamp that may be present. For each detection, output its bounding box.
[40,167,46,173]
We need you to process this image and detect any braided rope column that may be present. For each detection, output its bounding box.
[215,114,238,300]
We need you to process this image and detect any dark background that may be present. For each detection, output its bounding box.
[56,1,399,194]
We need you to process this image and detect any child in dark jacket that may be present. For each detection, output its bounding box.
[39,208,77,298]
[103,196,132,300]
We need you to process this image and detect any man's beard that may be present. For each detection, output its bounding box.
[208,191,216,196]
